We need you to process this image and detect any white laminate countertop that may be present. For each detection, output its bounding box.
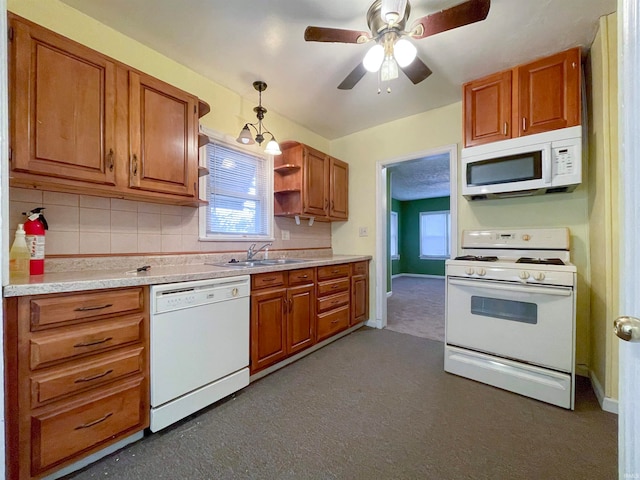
[2,255,372,297]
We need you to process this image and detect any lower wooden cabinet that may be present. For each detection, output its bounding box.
[250,261,369,375]
[250,268,316,374]
[4,286,149,480]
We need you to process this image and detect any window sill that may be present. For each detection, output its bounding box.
[419,256,449,260]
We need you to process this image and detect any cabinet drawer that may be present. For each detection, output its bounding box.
[288,268,315,286]
[30,288,144,330]
[317,292,350,313]
[252,272,286,290]
[316,305,349,342]
[351,261,368,276]
[30,315,144,370]
[317,264,350,281]
[31,377,146,474]
[30,346,144,407]
[317,278,350,297]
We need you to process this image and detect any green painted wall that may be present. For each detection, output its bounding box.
[398,196,450,276]
[391,198,401,278]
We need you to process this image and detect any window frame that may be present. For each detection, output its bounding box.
[198,129,274,242]
[390,211,400,260]
[419,210,450,260]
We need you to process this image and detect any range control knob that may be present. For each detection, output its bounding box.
[522,234,531,241]
[533,272,546,281]
[519,271,530,280]
[477,268,486,276]
[465,267,475,275]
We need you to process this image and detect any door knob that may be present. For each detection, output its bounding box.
[614,316,640,342]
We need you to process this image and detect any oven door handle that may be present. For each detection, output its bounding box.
[448,278,572,297]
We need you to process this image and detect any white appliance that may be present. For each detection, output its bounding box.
[461,126,582,200]
[150,276,250,432]
[444,228,577,409]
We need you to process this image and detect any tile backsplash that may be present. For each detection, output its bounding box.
[9,188,332,255]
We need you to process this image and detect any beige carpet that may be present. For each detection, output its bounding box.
[386,276,445,341]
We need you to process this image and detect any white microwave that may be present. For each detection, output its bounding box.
[461,126,582,200]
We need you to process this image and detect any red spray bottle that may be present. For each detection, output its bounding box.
[23,207,48,275]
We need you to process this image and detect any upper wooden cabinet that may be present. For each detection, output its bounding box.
[126,70,198,198]
[10,15,117,186]
[8,13,202,206]
[463,48,581,147]
[274,141,349,221]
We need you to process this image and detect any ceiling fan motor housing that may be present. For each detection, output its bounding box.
[367,0,412,35]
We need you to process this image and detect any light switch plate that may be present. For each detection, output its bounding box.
[281,230,290,240]
[359,227,368,237]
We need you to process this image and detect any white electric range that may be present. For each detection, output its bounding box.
[444,228,577,409]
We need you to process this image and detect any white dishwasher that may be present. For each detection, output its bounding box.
[150,276,250,432]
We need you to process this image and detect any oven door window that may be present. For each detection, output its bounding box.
[470,296,538,324]
[467,151,542,186]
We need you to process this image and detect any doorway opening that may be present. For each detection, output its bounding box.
[374,145,457,334]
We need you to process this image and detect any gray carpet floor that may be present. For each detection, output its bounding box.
[65,328,617,480]
[386,276,445,342]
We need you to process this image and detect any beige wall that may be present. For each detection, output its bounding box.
[587,13,619,401]
[7,0,332,255]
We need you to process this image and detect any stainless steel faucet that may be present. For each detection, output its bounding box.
[247,242,272,260]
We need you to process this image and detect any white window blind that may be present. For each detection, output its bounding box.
[419,211,450,258]
[204,140,271,239]
[390,211,399,259]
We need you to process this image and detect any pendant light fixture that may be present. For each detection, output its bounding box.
[236,81,282,155]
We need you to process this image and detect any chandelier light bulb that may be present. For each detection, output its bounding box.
[265,139,282,156]
[393,38,417,67]
[363,44,385,72]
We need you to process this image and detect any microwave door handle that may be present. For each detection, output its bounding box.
[448,278,572,297]
[543,146,552,184]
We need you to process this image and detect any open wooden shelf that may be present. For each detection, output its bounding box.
[274,164,301,174]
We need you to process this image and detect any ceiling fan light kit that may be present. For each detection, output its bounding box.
[236,80,281,155]
[304,0,491,91]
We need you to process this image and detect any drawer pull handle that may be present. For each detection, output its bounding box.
[75,412,113,430]
[299,275,308,278]
[74,304,113,312]
[331,300,339,304]
[331,270,339,273]
[331,285,340,289]
[263,277,277,282]
[331,319,340,324]
[74,369,114,384]
[74,337,113,348]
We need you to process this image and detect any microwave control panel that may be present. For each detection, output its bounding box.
[552,145,576,175]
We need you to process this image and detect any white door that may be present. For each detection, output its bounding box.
[617,0,639,477]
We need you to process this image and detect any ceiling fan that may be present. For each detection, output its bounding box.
[304,0,491,90]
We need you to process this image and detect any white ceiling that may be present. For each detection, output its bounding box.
[389,154,451,200]
[58,0,615,141]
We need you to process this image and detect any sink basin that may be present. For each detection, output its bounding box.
[258,259,307,265]
[207,259,307,268]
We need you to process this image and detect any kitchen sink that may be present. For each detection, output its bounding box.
[207,259,308,268]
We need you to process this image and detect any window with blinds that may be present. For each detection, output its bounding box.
[202,140,273,239]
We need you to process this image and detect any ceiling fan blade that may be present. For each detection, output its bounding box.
[410,0,490,40]
[399,57,432,85]
[338,63,368,90]
[304,26,372,44]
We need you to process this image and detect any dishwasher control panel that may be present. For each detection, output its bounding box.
[153,276,250,314]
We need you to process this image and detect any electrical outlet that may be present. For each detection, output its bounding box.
[359,227,368,237]
[281,230,290,241]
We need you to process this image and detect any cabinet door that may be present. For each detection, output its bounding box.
[329,157,349,220]
[517,48,581,137]
[10,15,117,185]
[287,285,315,355]
[128,71,198,197]
[303,147,329,217]
[251,289,287,373]
[463,70,512,147]
[351,275,369,326]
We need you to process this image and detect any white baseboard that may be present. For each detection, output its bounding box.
[393,273,445,279]
[387,291,393,298]
[366,318,382,329]
[589,370,619,414]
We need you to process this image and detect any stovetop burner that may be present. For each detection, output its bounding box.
[454,255,499,262]
[516,257,565,266]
